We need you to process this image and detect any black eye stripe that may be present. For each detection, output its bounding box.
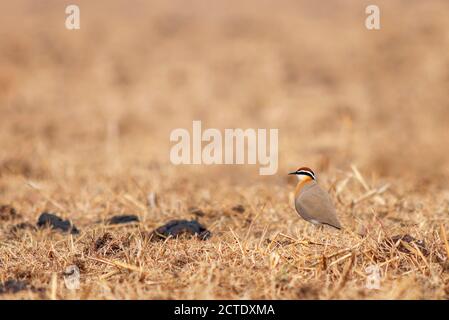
[297,170,315,179]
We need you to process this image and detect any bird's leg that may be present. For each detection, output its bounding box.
[318,224,324,233]
[317,224,325,242]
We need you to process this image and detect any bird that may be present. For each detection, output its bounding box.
[289,167,342,230]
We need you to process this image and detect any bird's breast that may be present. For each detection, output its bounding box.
[294,178,314,198]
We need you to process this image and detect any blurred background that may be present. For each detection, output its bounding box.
[2,1,449,299]
[1,0,449,191]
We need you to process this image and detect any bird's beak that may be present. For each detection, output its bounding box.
[288,171,296,175]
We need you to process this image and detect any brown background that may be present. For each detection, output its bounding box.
[0,0,448,299]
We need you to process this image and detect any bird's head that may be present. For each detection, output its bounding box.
[288,167,316,181]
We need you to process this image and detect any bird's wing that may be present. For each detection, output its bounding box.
[296,184,341,229]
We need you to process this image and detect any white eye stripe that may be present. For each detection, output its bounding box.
[297,170,315,179]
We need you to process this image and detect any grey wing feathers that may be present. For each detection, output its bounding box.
[295,183,341,229]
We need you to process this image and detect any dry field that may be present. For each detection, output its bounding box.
[1,0,449,299]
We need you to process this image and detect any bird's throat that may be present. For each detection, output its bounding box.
[294,176,313,197]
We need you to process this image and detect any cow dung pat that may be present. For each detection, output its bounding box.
[0,280,29,294]
[0,205,20,221]
[10,222,37,233]
[232,205,245,213]
[106,215,139,225]
[94,232,113,250]
[0,279,44,295]
[37,212,79,234]
[382,234,428,256]
[152,219,211,240]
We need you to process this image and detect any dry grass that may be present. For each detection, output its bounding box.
[1,0,449,299]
